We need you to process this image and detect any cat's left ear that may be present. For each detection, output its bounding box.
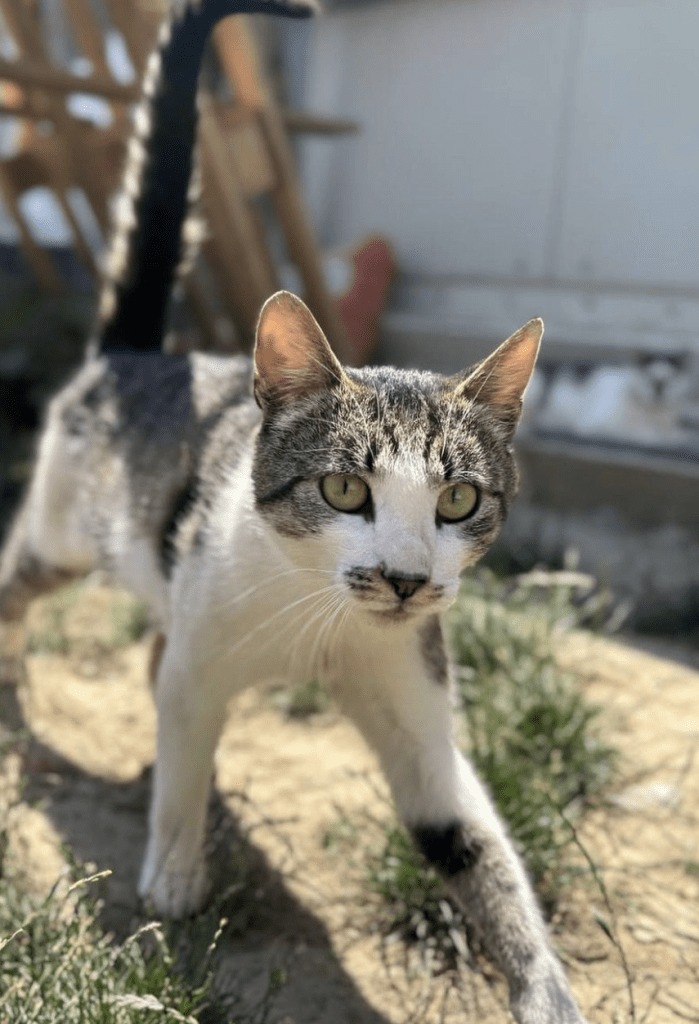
[254,291,345,409]
[455,318,543,431]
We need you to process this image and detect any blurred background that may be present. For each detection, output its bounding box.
[1,0,698,636]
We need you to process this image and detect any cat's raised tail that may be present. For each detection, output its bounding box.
[96,0,318,354]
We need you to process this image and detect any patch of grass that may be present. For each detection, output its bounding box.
[450,571,615,900]
[368,569,616,959]
[25,585,78,656]
[321,811,360,851]
[0,869,214,1023]
[367,824,471,971]
[26,584,150,657]
[284,678,328,718]
[109,593,151,648]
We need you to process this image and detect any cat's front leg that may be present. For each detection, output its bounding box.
[410,753,587,1024]
[139,638,232,917]
[335,632,587,1024]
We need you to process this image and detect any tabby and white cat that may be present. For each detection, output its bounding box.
[0,1,587,1021]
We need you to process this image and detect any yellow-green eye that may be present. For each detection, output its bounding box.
[321,474,369,513]
[437,482,479,522]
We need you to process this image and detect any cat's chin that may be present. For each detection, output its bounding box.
[363,604,432,627]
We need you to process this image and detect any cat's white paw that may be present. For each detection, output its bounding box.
[138,856,209,918]
[511,965,588,1024]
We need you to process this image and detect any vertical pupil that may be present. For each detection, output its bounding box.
[343,478,349,495]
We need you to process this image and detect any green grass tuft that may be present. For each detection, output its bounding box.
[26,584,150,656]
[284,678,328,718]
[450,570,615,898]
[25,585,78,656]
[108,594,151,648]
[0,869,213,1023]
[367,824,471,970]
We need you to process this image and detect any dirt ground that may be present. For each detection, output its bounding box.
[1,584,698,1023]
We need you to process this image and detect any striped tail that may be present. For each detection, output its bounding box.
[97,0,318,352]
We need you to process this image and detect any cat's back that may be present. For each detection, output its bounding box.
[43,349,260,553]
[53,349,257,454]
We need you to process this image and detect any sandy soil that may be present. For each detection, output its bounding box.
[1,584,697,1023]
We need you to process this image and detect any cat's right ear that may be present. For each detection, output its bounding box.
[253,291,345,410]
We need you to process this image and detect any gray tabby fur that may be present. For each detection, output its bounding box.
[0,2,588,1022]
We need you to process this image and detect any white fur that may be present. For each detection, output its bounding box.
[135,453,586,1024]
[0,350,586,1022]
[28,412,99,573]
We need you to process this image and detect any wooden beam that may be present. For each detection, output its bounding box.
[213,17,352,362]
[199,96,277,336]
[0,100,35,118]
[283,111,360,136]
[213,16,265,111]
[0,56,139,102]
[0,162,63,293]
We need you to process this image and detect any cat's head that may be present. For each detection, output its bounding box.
[252,292,541,626]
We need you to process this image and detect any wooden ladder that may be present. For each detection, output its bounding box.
[0,0,351,358]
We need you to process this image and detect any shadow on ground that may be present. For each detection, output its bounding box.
[1,677,391,1024]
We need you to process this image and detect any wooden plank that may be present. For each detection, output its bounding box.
[217,106,257,132]
[214,16,351,361]
[0,55,139,102]
[0,0,44,60]
[2,136,99,278]
[199,97,277,338]
[260,101,352,363]
[0,98,38,118]
[283,111,360,136]
[63,0,112,78]
[0,0,350,358]
[102,0,157,71]
[213,16,265,111]
[0,161,63,293]
[224,116,276,199]
[182,271,223,351]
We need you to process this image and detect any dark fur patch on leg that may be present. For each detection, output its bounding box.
[411,822,482,877]
[419,615,448,684]
[148,631,167,690]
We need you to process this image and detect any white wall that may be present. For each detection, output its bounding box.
[300,0,699,352]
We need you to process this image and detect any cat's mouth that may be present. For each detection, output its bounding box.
[370,604,419,624]
[343,569,447,623]
[374,592,448,619]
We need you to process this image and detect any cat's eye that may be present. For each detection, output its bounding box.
[437,482,479,522]
[321,474,369,513]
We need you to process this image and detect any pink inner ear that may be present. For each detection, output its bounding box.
[458,318,543,419]
[254,291,344,403]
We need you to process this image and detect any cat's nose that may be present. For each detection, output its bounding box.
[381,570,428,601]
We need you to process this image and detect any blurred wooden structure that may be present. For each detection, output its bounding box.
[0,0,352,358]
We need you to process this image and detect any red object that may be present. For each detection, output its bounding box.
[334,236,395,365]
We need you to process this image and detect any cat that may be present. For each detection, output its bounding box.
[0,1,588,1021]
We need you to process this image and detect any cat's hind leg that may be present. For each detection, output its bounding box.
[0,396,98,670]
[0,500,82,624]
[0,407,95,622]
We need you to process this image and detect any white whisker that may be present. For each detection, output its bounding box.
[212,583,341,664]
[216,567,336,613]
[288,589,345,675]
[306,591,347,672]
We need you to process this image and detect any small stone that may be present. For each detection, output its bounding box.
[610,781,680,812]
